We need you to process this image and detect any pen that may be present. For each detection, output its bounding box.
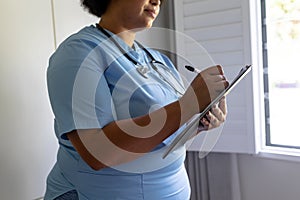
[185,65,201,74]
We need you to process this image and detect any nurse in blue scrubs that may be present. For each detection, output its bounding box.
[45,0,229,199]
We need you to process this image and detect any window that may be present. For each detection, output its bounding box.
[262,0,300,150]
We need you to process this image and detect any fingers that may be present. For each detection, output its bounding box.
[203,65,224,75]
[212,80,228,92]
[202,65,228,87]
[204,111,222,130]
[200,116,210,128]
[200,65,228,92]
[211,98,227,122]
[200,98,227,130]
[210,108,225,123]
[209,75,226,82]
[218,97,227,116]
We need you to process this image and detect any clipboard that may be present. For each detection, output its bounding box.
[162,65,252,159]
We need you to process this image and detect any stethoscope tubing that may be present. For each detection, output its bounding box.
[96,24,185,96]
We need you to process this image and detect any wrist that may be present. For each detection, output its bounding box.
[178,95,199,122]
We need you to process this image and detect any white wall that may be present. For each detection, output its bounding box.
[0,1,57,199]
[237,154,300,200]
[0,0,97,199]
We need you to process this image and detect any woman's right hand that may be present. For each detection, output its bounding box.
[180,65,228,115]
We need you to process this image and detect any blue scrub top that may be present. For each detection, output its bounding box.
[45,25,190,200]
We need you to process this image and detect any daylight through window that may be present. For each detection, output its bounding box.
[262,0,300,148]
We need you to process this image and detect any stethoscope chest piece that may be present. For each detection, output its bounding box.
[136,65,149,79]
[96,24,185,95]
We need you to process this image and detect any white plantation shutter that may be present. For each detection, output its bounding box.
[174,0,257,154]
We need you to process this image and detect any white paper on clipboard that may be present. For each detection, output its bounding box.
[162,65,252,159]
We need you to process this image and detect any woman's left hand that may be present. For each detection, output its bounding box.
[198,97,227,131]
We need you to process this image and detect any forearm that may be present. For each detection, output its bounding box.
[67,99,196,170]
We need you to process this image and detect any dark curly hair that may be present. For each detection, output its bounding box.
[81,0,165,18]
[81,0,111,18]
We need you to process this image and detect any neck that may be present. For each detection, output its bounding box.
[98,19,136,47]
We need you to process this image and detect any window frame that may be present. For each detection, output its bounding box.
[261,0,300,150]
[251,0,300,160]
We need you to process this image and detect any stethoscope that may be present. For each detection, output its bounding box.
[96,24,186,96]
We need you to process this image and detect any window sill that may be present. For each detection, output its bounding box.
[256,146,300,163]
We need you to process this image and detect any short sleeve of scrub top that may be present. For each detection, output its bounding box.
[47,36,117,143]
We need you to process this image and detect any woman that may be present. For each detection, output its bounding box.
[45,0,228,199]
